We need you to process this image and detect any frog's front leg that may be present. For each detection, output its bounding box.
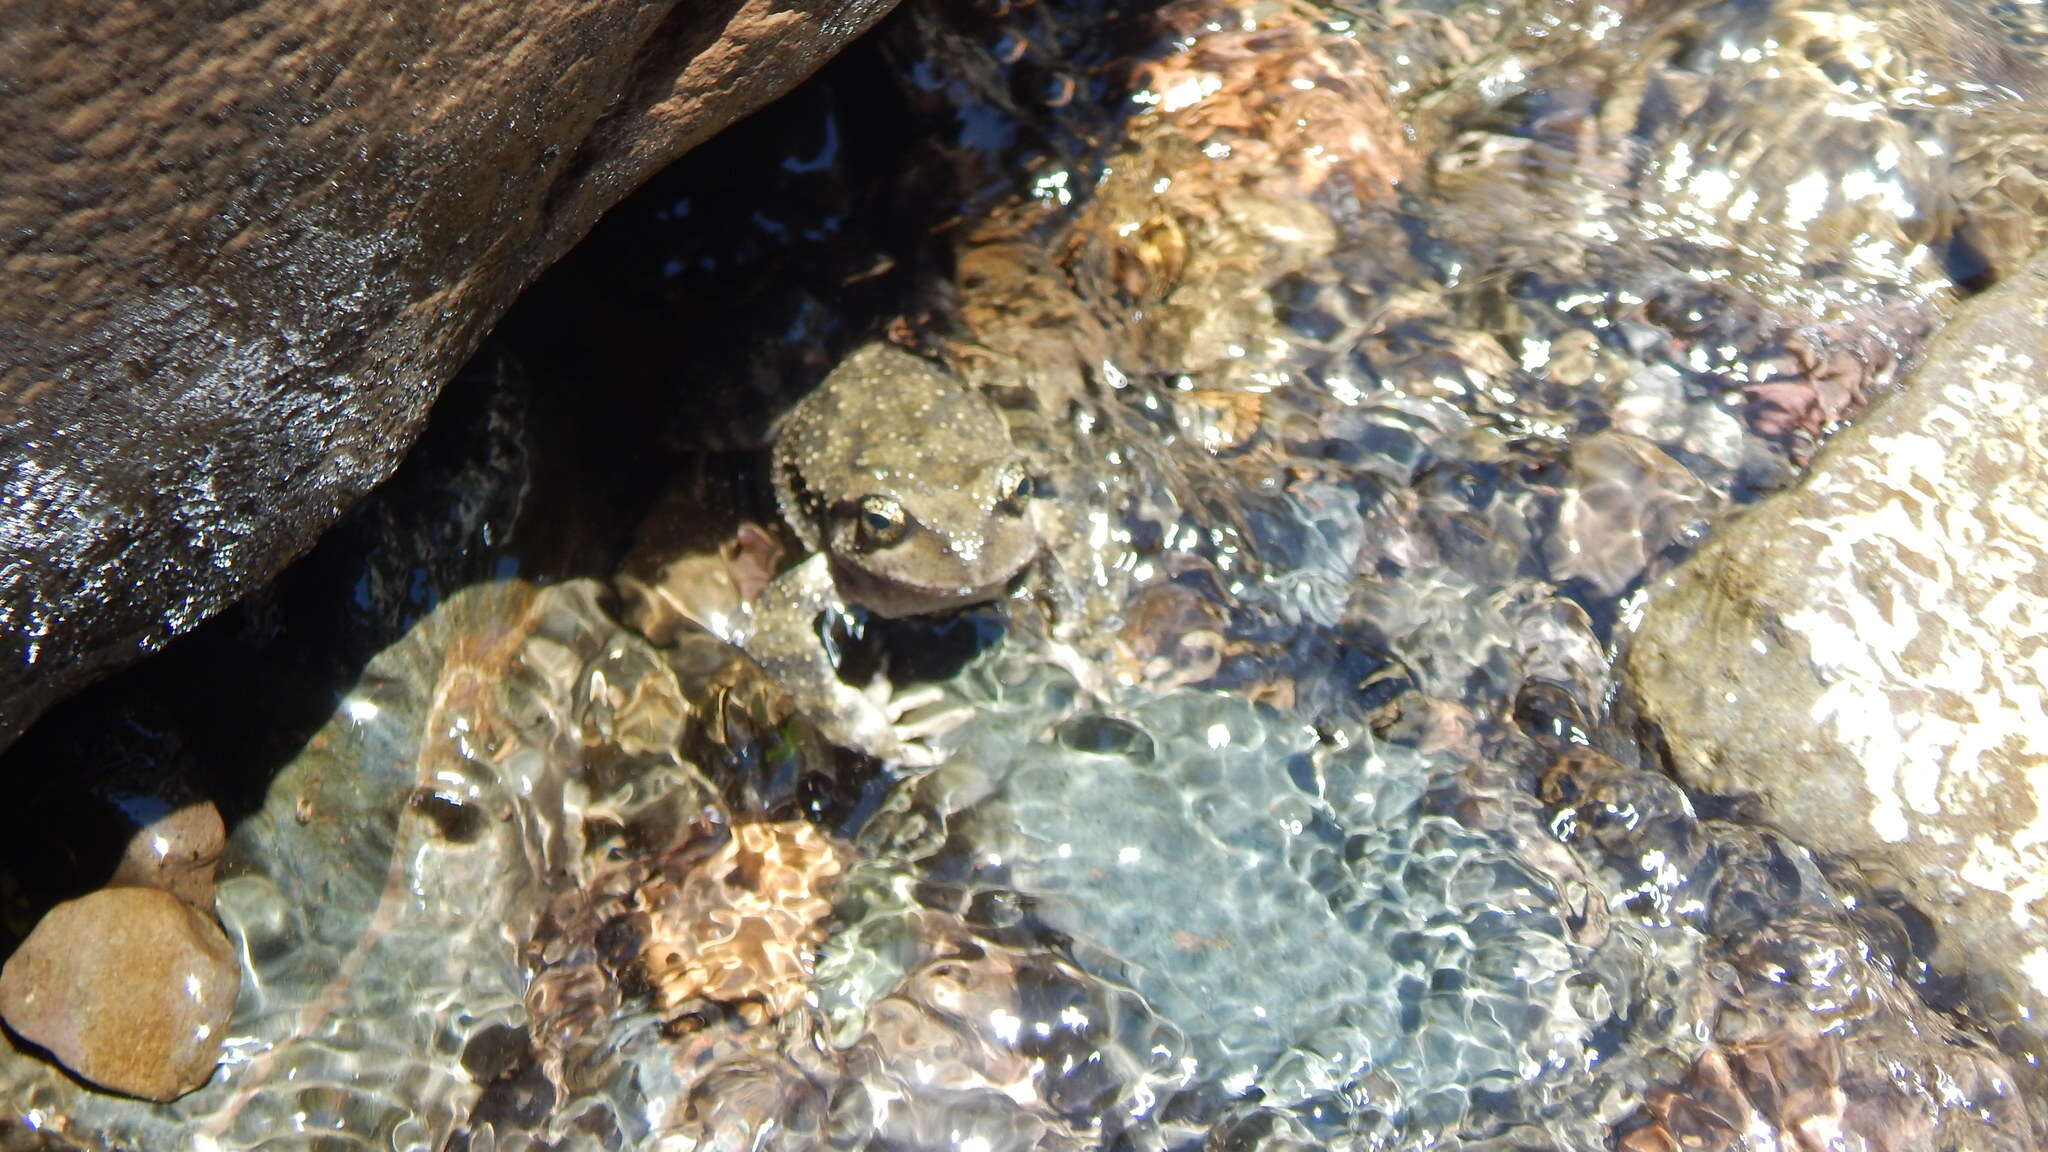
[735,555,971,767]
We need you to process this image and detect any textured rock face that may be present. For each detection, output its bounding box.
[1627,250,2048,1065]
[0,0,898,750]
[0,887,239,1101]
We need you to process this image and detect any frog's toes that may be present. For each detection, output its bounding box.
[870,682,969,737]
[895,699,976,744]
[879,733,946,770]
[860,675,901,710]
[849,678,974,765]
[874,682,942,715]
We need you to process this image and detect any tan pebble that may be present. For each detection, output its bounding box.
[0,886,239,1101]
[110,800,225,907]
[639,820,844,1023]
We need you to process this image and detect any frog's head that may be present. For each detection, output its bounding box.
[816,455,1038,617]
[773,344,1041,617]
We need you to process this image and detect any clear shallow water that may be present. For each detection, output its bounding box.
[5,0,2048,1147]
[866,659,1604,1143]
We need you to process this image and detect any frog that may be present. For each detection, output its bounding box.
[731,341,1041,765]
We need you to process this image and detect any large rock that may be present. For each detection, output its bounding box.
[0,886,239,1102]
[1627,251,2048,1065]
[0,0,897,749]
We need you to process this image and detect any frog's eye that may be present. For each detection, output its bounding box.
[996,465,1033,514]
[856,495,908,547]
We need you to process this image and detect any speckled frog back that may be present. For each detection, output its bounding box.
[769,342,1019,553]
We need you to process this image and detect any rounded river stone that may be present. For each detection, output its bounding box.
[0,887,239,1101]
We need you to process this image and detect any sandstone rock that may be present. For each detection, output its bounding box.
[110,800,226,908]
[1627,250,2048,1067]
[0,887,240,1101]
[0,0,899,752]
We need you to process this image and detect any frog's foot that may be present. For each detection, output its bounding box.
[814,677,973,768]
[856,680,975,766]
[741,556,976,766]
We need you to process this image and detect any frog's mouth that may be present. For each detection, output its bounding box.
[826,555,1028,619]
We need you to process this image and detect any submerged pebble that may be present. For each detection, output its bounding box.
[1542,431,1711,596]
[110,799,225,908]
[0,887,238,1102]
[637,820,846,1026]
[1541,749,2042,1151]
[1618,1028,2037,1152]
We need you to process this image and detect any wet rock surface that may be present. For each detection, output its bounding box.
[1628,249,2048,1078]
[0,887,238,1102]
[0,0,900,752]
